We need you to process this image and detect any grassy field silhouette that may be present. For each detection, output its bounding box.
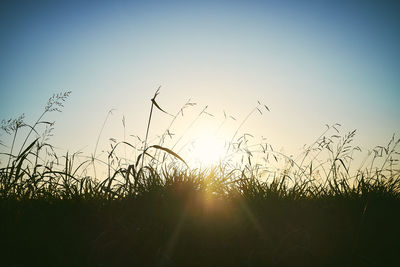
[1,91,399,266]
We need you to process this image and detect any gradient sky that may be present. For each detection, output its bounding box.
[1,0,399,165]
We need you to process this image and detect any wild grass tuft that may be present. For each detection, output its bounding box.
[0,90,399,266]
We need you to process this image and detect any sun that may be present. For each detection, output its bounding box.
[189,132,226,167]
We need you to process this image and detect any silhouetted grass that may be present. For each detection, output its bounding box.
[0,91,399,266]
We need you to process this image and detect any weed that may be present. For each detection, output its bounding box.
[0,90,399,266]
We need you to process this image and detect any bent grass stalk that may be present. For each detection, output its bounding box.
[0,89,399,202]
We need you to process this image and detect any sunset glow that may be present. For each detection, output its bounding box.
[1,1,400,266]
[188,132,226,167]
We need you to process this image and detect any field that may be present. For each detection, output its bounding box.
[1,92,399,266]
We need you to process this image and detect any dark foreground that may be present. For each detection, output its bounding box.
[2,91,399,266]
[1,188,399,267]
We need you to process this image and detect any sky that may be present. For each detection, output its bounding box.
[0,0,399,168]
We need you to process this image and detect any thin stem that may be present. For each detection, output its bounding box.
[17,111,46,157]
[7,128,18,169]
[142,102,154,168]
[171,106,208,151]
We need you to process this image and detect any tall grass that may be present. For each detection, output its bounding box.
[1,90,399,200]
[0,90,399,266]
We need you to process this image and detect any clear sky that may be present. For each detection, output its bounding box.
[1,0,399,167]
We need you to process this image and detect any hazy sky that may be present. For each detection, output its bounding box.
[1,0,399,164]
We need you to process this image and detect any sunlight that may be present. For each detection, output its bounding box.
[190,132,226,167]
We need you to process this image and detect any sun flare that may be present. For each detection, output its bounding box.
[189,133,226,167]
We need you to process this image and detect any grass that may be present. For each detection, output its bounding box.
[1,90,399,266]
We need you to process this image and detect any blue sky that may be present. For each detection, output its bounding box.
[1,0,399,163]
